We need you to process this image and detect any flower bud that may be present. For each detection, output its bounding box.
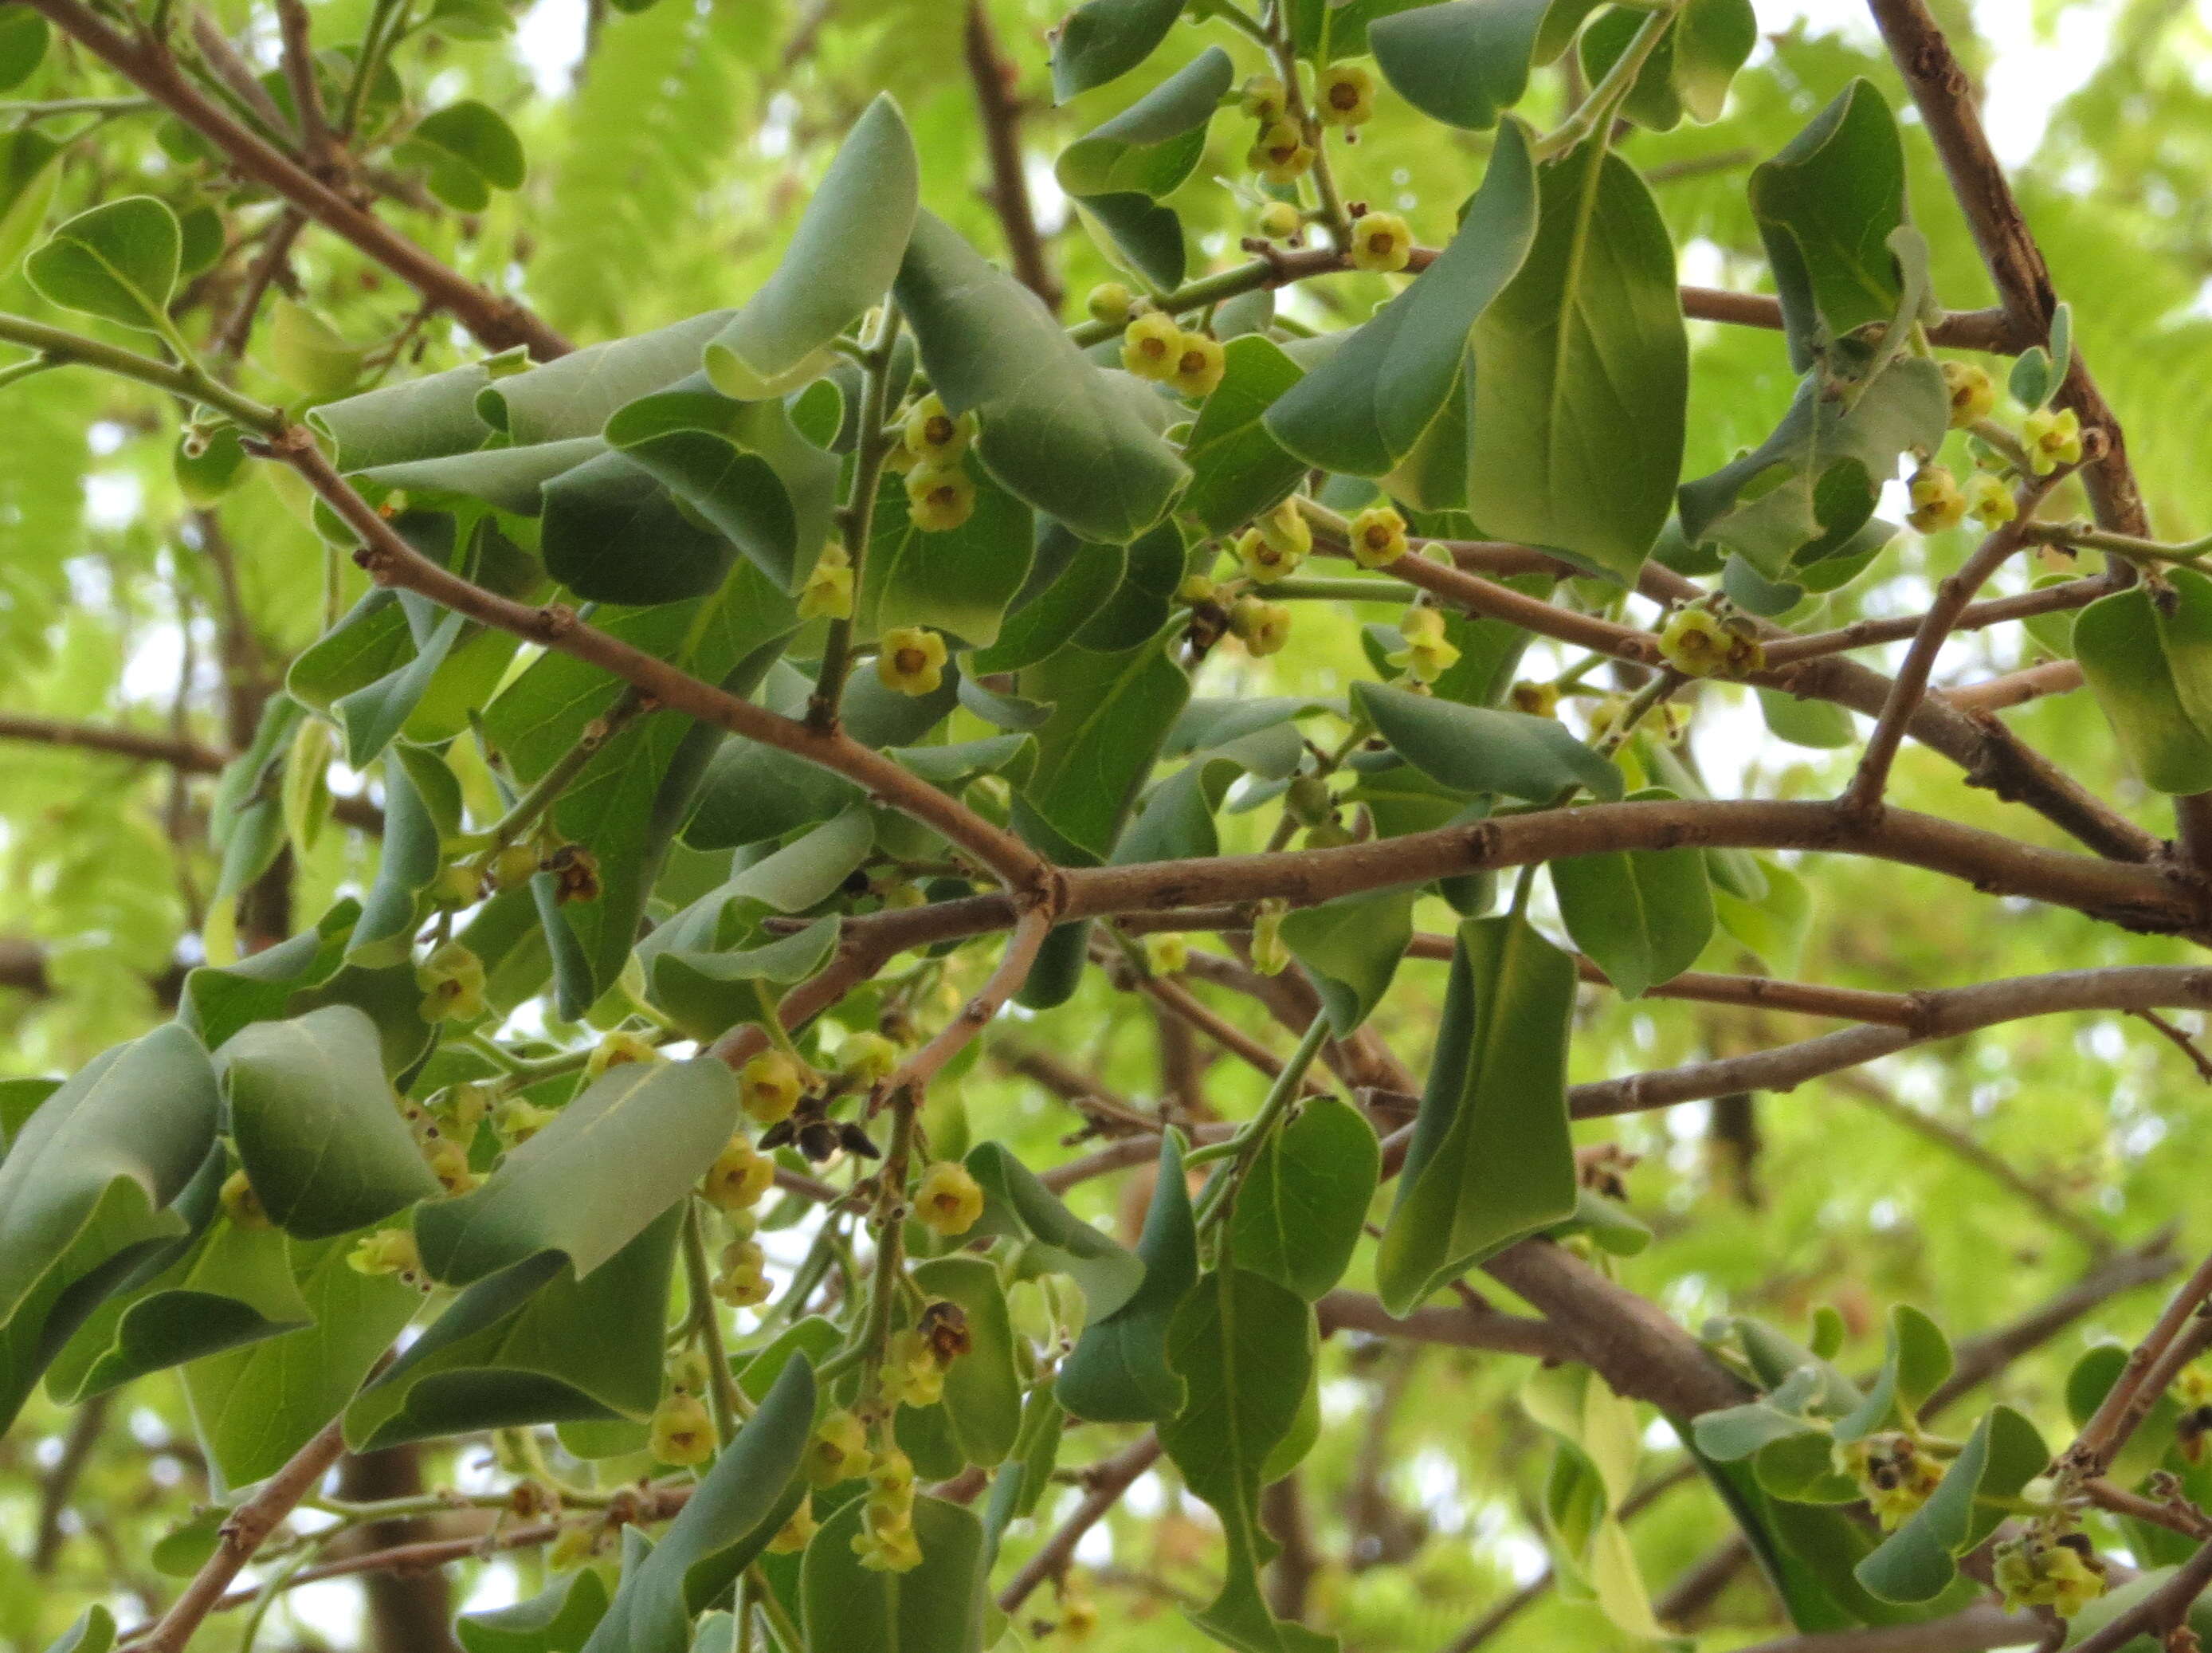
[1256,200,1301,241]
[1085,282,1132,326]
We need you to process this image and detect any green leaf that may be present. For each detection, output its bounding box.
[1855,1406,2049,1604]
[1759,687,1857,749]
[580,1356,815,1653]
[1376,915,1579,1314]
[0,130,65,280]
[346,1207,682,1451]
[403,100,528,209]
[1050,0,1183,100]
[0,10,49,92]
[1231,1095,1378,1302]
[217,1007,441,1239]
[800,1495,987,1653]
[971,532,1128,674]
[414,1058,739,1286]
[1712,857,1814,974]
[2076,585,2212,795]
[649,917,842,1045]
[460,1567,610,1653]
[1355,681,1623,803]
[1281,889,1414,1034]
[1464,132,1688,583]
[1551,789,1713,999]
[488,310,732,445]
[1058,1132,1197,1423]
[1265,122,1537,477]
[856,461,1033,646]
[1019,624,1191,859]
[1182,336,1308,534]
[1056,47,1231,289]
[347,747,451,966]
[1750,80,1908,368]
[894,210,1188,544]
[268,297,369,401]
[0,1078,57,1152]
[964,1141,1145,1320]
[704,95,918,398]
[183,1231,420,1487]
[1160,1268,1335,1653]
[1834,1304,1953,1445]
[900,1256,1023,1471]
[1672,0,1758,122]
[42,1607,114,1653]
[0,1024,220,1432]
[543,450,739,605]
[1369,0,1598,129]
[27,196,181,332]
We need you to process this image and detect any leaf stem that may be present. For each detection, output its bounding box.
[0,311,285,434]
[1534,6,1674,162]
[809,303,903,732]
[1188,1014,1331,1231]
[682,1199,751,1443]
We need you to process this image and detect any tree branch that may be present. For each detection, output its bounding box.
[998,1433,1162,1613]
[1728,1604,2038,1653]
[962,0,1058,312]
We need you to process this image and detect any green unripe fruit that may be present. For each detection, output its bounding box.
[1257,200,1300,241]
[1085,282,1132,326]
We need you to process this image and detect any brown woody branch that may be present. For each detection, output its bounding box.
[0,712,227,772]
[19,0,570,358]
[998,1433,1163,1612]
[1728,1604,2039,1653]
[962,0,1059,312]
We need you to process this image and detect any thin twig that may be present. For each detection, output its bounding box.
[961,0,1058,312]
[997,1434,1162,1612]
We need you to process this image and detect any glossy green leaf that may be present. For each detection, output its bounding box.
[1464,132,1687,583]
[217,1007,441,1239]
[0,10,48,92]
[580,1356,814,1653]
[1265,122,1536,477]
[542,450,739,605]
[1018,624,1191,859]
[1759,687,1857,749]
[1058,1132,1196,1423]
[1182,336,1308,534]
[1160,1268,1335,1653]
[969,532,1126,674]
[1051,0,1182,100]
[0,131,65,280]
[1231,1095,1378,1302]
[1376,916,1578,1315]
[42,1607,113,1653]
[1751,80,1908,368]
[1369,0,1598,129]
[1281,889,1414,1034]
[346,1206,682,1450]
[415,1058,738,1286]
[2077,585,2212,795]
[800,1495,987,1653]
[894,210,1188,544]
[1354,681,1623,803]
[1056,48,1230,289]
[1551,789,1713,999]
[27,196,180,332]
[856,461,1033,646]
[1834,1304,1954,1445]
[1673,0,1759,121]
[964,1141,1144,1320]
[1855,1406,2048,1604]
[900,1256,1022,1471]
[0,1024,220,1432]
[704,95,917,398]
[459,1566,610,1653]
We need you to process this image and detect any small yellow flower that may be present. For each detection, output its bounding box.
[415,941,487,1024]
[902,393,975,466]
[805,1409,872,1487]
[1249,120,1313,184]
[767,1494,818,1554]
[869,1447,916,1502]
[1657,605,1730,677]
[1229,596,1292,658]
[1170,331,1226,399]
[1120,308,1183,380]
[839,1030,901,1083]
[739,1049,806,1125]
[1144,932,1189,975]
[853,1523,923,1572]
[488,842,542,890]
[905,464,975,533]
[220,1168,271,1231]
[1250,897,1291,976]
[1257,200,1301,241]
[1510,680,1560,718]
[426,1139,478,1195]
[1350,212,1411,273]
[798,544,853,622]
[1907,462,1966,533]
[1349,503,1409,568]
[1992,1530,2105,1620]
[880,1329,945,1408]
[493,1098,556,1147]
[1240,75,1287,124]
[547,1523,600,1571]
[702,1135,775,1212]
[1236,526,1303,583]
[1085,282,1132,326]
[349,1227,421,1278]
[668,1348,710,1396]
[649,1392,715,1466]
[712,1238,771,1306]
[1177,573,1218,606]
[1834,1433,1945,1531]
[1257,498,1312,559]
[914,1160,985,1238]
[877,626,948,697]
[1965,471,2017,528]
[2022,406,2082,474]
[1316,63,1376,127]
[1386,605,1460,683]
[1942,360,1995,428]
[585,1030,662,1082]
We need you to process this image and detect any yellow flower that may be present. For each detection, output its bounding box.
[767,1494,818,1555]
[1907,462,1966,533]
[1386,605,1460,683]
[712,1238,771,1306]
[1257,200,1301,241]
[840,1030,901,1083]
[1240,75,1287,123]
[668,1348,710,1396]
[1170,331,1226,399]
[493,1098,556,1147]
[902,393,975,466]
[805,1409,872,1487]
[1178,573,1218,606]
[1249,120,1313,183]
[1316,63,1376,126]
[869,1447,916,1502]
[1510,680,1560,718]
[489,842,542,890]
[348,1227,420,1278]
[649,1392,715,1466]
[1250,897,1291,976]
[585,1030,662,1082]
[1965,471,2017,528]
[880,1329,946,1408]
[1144,932,1189,975]
[1061,1594,1100,1641]
[853,1523,923,1572]
[1229,596,1292,658]
[798,544,853,622]
[1236,526,1303,583]
[739,1049,806,1125]
[1348,504,1408,568]
[1085,282,1131,326]
[1120,308,1182,380]
[1350,211,1410,273]
[426,1140,478,1195]
[220,1167,271,1231]
[914,1160,985,1238]
[415,941,486,1023]
[2022,405,2082,474]
[1942,360,1994,428]
[702,1135,775,1212]
[877,626,948,697]
[1993,1530,2105,1620]
[1257,497,1312,559]
[1834,1433,1944,1531]
[1657,605,1729,677]
[905,464,975,533]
